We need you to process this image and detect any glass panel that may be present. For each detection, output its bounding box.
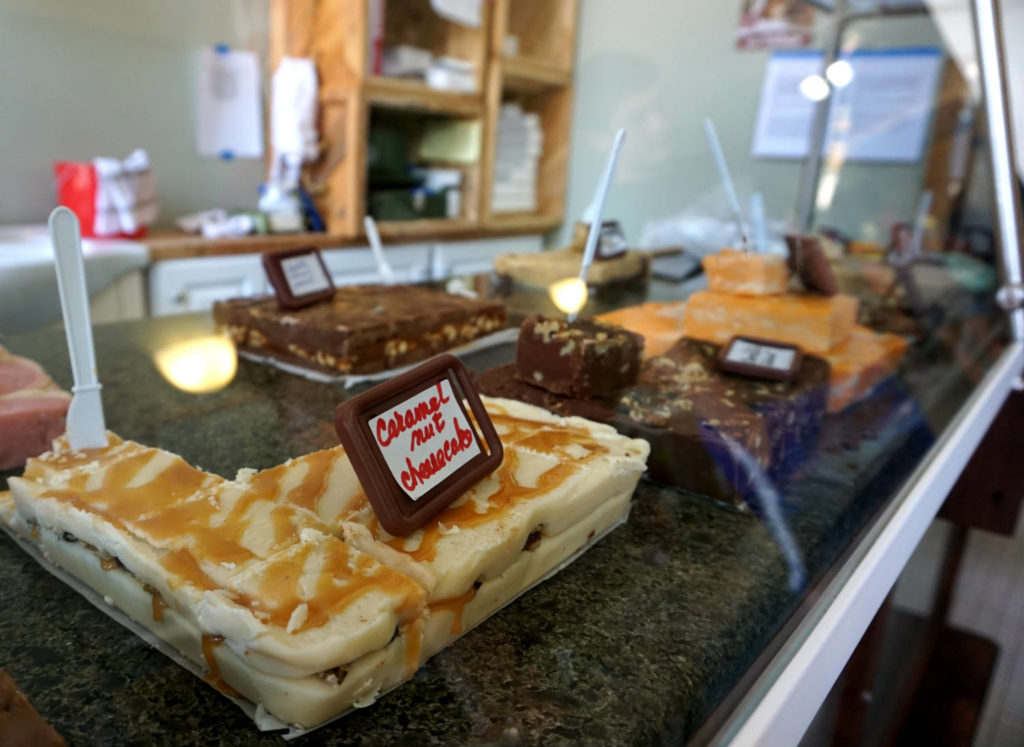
[0,1,1017,745]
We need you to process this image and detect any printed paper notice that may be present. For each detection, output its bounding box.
[752,51,823,158]
[370,380,481,500]
[823,48,943,163]
[752,47,943,163]
[281,254,331,296]
[430,0,482,27]
[196,47,264,159]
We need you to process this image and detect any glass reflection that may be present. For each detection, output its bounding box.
[548,277,589,316]
[154,336,238,394]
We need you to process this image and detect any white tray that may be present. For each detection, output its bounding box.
[1,507,629,740]
[239,328,519,388]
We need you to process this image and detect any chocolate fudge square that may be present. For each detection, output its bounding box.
[477,364,620,425]
[214,285,507,375]
[478,337,829,508]
[477,363,767,506]
[515,316,643,398]
[633,338,830,482]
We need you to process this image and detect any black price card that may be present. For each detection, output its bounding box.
[262,247,336,310]
[596,220,629,259]
[718,336,803,382]
[334,354,504,536]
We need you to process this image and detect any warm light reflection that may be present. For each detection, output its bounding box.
[154,336,237,393]
[549,277,588,316]
[815,140,848,212]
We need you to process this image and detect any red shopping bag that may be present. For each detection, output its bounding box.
[53,161,148,239]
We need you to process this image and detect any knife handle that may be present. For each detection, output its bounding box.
[49,207,99,388]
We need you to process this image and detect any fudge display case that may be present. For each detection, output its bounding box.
[2,0,1023,745]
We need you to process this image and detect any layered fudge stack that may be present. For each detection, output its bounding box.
[477,315,829,506]
[1,399,649,728]
[683,249,908,412]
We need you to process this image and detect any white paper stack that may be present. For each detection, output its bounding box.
[491,104,543,213]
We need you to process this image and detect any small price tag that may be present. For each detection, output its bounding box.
[596,220,629,260]
[334,355,503,535]
[718,336,803,382]
[262,247,335,310]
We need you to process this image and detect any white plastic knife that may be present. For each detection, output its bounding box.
[579,128,626,283]
[49,206,107,450]
[567,128,626,322]
[364,215,397,285]
[704,117,750,251]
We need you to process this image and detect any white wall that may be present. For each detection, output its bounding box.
[0,1,1013,241]
[0,0,268,228]
[559,1,951,246]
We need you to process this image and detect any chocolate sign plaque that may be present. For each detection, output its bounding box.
[262,247,336,310]
[785,234,838,296]
[334,354,504,535]
[718,336,803,382]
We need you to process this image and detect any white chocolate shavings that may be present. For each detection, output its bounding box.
[401,531,424,553]
[437,522,460,536]
[286,603,309,634]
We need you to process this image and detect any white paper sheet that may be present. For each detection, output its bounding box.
[752,47,943,163]
[823,48,943,163]
[196,46,264,160]
[429,0,482,27]
[752,50,824,159]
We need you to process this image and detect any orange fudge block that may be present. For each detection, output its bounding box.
[823,325,908,412]
[682,290,859,355]
[596,301,688,358]
[702,249,789,296]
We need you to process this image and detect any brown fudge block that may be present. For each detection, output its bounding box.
[514,316,643,398]
[214,285,507,375]
[478,337,830,507]
[0,668,65,747]
[634,338,829,481]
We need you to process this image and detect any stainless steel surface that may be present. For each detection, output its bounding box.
[972,0,1024,341]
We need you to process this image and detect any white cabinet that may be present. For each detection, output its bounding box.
[148,235,542,316]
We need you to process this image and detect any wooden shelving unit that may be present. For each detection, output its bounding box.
[501,57,572,93]
[481,0,578,230]
[365,76,483,116]
[269,0,578,240]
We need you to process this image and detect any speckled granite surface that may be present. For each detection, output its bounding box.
[0,289,1005,746]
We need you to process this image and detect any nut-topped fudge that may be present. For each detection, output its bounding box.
[478,335,829,507]
[515,316,644,398]
[214,285,506,375]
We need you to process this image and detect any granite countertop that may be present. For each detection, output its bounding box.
[0,287,1006,746]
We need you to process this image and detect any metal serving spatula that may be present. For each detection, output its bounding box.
[49,206,107,450]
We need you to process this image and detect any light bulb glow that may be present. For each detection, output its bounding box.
[799,74,830,102]
[826,60,854,88]
[155,336,238,394]
[549,277,589,316]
